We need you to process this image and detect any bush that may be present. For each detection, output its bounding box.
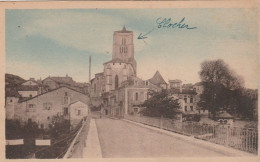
[6,119,44,139]
[6,119,23,139]
[48,115,70,138]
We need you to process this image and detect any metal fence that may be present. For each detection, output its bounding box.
[124,115,258,154]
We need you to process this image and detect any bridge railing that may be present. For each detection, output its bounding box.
[124,114,258,154]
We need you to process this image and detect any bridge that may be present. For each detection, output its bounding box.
[68,114,253,158]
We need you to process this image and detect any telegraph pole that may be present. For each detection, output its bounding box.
[89,56,91,83]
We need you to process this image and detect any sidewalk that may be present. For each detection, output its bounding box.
[82,119,102,158]
[123,119,255,157]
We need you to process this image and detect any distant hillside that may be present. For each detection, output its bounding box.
[5,73,25,87]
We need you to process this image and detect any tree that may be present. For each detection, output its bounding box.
[48,115,70,138]
[198,59,244,119]
[139,90,180,118]
[236,88,258,120]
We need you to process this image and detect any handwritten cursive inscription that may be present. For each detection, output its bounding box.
[156,17,197,29]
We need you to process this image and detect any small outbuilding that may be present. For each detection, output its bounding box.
[69,101,89,128]
[215,111,234,125]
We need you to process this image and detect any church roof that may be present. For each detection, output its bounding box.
[115,26,132,33]
[103,58,128,64]
[104,58,136,65]
[148,71,167,86]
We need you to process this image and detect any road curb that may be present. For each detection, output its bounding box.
[63,121,85,159]
[122,119,255,157]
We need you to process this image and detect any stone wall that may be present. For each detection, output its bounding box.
[14,87,89,128]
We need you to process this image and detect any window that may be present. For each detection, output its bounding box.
[29,94,32,98]
[47,116,50,120]
[78,110,81,116]
[190,106,193,111]
[115,75,119,89]
[184,98,187,103]
[185,106,187,112]
[64,107,69,115]
[27,104,36,112]
[135,92,139,101]
[190,98,193,103]
[10,99,12,102]
[43,102,52,110]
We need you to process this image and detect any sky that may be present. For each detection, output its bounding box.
[5,8,259,89]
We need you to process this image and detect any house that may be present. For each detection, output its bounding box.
[148,71,168,89]
[193,82,204,95]
[215,111,234,125]
[17,78,41,99]
[42,75,89,95]
[7,86,90,128]
[69,101,89,128]
[101,76,162,117]
[5,90,21,120]
[170,88,198,114]
[169,79,182,89]
[90,72,105,107]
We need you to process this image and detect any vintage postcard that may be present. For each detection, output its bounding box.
[0,1,259,161]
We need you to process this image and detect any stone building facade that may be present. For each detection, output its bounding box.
[103,27,137,93]
[6,86,90,128]
[90,72,105,107]
[170,88,198,114]
[89,27,166,118]
[101,76,161,117]
[69,101,89,127]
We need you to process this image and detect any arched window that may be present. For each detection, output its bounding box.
[135,92,138,101]
[115,75,119,89]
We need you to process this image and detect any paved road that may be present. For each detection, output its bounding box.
[95,118,228,158]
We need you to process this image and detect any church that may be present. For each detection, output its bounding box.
[90,27,167,118]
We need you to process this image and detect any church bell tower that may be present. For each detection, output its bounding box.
[112,26,136,73]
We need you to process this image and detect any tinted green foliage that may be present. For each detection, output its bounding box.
[139,90,180,118]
